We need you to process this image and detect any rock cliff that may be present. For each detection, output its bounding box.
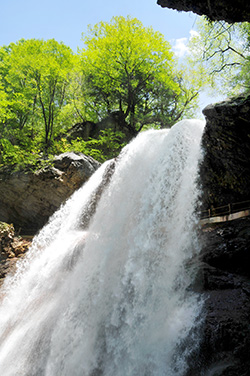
[200,94,250,210]
[197,218,250,376]
[0,152,100,235]
[196,95,250,376]
[157,0,250,23]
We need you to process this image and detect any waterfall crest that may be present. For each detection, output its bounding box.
[0,119,205,376]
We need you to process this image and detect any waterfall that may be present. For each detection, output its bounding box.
[0,119,205,376]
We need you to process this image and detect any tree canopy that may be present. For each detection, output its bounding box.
[0,17,201,168]
[79,16,200,138]
[188,17,250,96]
[0,39,75,151]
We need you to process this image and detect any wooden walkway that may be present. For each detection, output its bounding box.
[200,200,250,225]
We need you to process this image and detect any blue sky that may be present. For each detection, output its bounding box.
[0,0,222,112]
[0,0,197,51]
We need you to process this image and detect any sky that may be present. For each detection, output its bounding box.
[0,0,223,114]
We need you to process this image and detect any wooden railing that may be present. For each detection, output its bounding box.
[200,200,250,220]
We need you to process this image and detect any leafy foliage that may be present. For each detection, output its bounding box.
[0,39,75,151]
[52,129,126,163]
[79,16,200,138]
[0,17,202,170]
[188,17,250,96]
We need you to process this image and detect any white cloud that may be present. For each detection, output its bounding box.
[189,29,199,39]
[173,37,189,58]
[172,29,200,58]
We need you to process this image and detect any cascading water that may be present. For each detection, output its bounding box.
[0,119,205,376]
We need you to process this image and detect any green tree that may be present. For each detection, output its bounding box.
[79,16,200,138]
[0,39,75,151]
[0,82,10,123]
[233,22,250,92]
[188,17,249,96]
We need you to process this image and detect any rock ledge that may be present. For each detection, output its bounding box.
[0,152,100,234]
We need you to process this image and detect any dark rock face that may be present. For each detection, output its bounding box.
[195,95,250,375]
[198,218,250,376]
[65,121,97,141]
[0,152,100,235]
[200,94,250,210]
[157,0,250,23]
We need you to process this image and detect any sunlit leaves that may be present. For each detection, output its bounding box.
[79,16,196,135]
[0,39,75,149]
[188,17,250,96]
[0,17,203,168]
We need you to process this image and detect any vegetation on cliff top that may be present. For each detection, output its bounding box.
[1,15,250,171]
[0,16,201,170]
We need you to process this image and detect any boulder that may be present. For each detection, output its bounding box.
[0,152,100,235]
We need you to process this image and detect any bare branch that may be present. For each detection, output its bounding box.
[211,62,241,74]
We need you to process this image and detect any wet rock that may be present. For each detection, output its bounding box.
[197,218,250,376]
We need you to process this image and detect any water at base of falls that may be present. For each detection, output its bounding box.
[0,119,205,376]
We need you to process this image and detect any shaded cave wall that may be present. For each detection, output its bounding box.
[157,0,250,23]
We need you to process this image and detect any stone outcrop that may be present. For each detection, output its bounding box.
[0,152,100,235]
[65,121,97,141]
[64,113,133,143]
[199,94,250,210]
[157,0,250,23]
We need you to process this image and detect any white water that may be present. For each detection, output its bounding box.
[0,119,205,376]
